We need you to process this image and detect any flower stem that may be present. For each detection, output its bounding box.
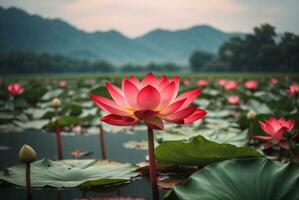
[55,109,63,160]
[249,120,253,139]
[26,163,33,200]
[55,121,63,160]
[99,125,106,160]
[12,96,15,121]
[147,127,159,200]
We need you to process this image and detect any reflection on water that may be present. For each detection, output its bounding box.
[0,130,165,199]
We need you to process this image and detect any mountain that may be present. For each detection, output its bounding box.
[0,7,243,65]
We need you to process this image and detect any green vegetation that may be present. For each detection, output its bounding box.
[190,24,299,72]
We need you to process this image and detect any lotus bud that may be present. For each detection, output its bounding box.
[19,144,37,163]
[51,98,61,108]
[247,110,257,120]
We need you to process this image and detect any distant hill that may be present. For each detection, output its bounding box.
[0,7,243,65]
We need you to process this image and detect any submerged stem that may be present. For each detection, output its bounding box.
[99,125,106,160]
[249,120,253,139]
[147,127,159,200]
[55,122,63,160]
[26,163,33,200]
[55,109,63,160]
[12,96,15,121]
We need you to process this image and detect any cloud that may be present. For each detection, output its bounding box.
[0,0,297,37]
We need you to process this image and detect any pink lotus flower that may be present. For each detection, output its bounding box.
[287,82,299,96]
[91,72,206,130]
[182,79,190,86]
[73,124,83,134]
[218,79,227,86]
[227,95,240,105]
[255,116,296,149]
[7,82,24,96]
[224,80,238,90]
[271,78,278,85]
[244,80,258,90]
[59,80,67,88]
[196,79,208,87]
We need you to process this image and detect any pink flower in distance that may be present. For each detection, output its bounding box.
[224,80,238,90]
[218,79,227,86]
[7,82,24,96]
[196,79,208,87]
[227,95,240,105]
[244,80,258,90]
[90,72,207,130]
[255,116,296,149]
[59,80,67,88]
[271,78,278,85]
[287,82,299,96]
[182,79,190,86]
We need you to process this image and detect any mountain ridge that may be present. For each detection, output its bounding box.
[0,6,243,65]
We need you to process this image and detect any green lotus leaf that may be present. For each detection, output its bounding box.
[158,128,248,147]
[0,159,139,188]
[41,89,64,101]
[166,159,299,200]
[240,99,272,114]
[156,135,262,166]
[15,119,50,129]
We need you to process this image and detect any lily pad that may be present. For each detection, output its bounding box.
[123,140,148,150]
[156,135,262,166]
[166,159,299,200]
[15,119,50,129]
[240,99,272,114]
[158,128,248,147]
[41,89,64,101]
[0,159,138,188]
[76,196,147,200]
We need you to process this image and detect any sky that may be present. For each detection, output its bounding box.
[0,0,298,37]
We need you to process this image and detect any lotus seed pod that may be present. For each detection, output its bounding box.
[18,144,37,163]
[247,110,257,120]
[51,98,61,108]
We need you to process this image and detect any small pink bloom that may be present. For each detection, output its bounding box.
[287,83,299,96]
[71,149,92,158]
[224,80,238,90]
[59,80,67,88]
[244,80,258,90]
[73,124,82,134]
[255,116,296,149]
[182,79,190,86]
[90,72,207,130]
[227,95,240,105]
[7,82,24,96]
[271,78,278,85]
[218,79,227,86]
[196,79,208,87]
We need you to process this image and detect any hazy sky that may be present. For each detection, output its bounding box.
[0,0,298,37]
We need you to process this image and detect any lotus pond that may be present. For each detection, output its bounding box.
[0,73,299,200]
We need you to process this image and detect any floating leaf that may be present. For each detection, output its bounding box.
[156,135,262,166]
[123,140,148,150]
[241,99,272,114]
[76,196,147,200]
[166,159,299,200]
[25,108,55,119]
[41,89,64,101]
[15,119,49,129]
[0,159,139,188]
[158,128,248,147]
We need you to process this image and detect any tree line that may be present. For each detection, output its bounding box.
[189,24,299,72]
[0,51,182,74]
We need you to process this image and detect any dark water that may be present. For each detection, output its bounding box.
[0,130,165,199]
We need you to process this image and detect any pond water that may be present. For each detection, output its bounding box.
[0,130,165,199]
